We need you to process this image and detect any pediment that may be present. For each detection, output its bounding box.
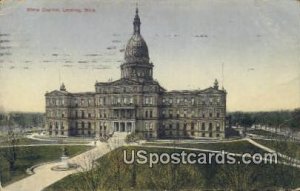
[45,90,70,96]
[201,87,225,94]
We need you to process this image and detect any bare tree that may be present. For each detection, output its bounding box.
[216,164,258,190]
[69,151,103,191]
[2,115,20,172]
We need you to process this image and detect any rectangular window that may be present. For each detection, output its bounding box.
[183,110,187,118]
[201,123,205,130]
[169,110,173,118]
[191,110,195,117]
[191,98,195,105]
[184,123,187,130]
[209,98,213,105]
[145,97,149,104]
[130,97,133,104]
[162,110,166,118]
[217,98,220,105]
[150,97,153,105]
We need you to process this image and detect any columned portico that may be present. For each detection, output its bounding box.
[113,121,135,132]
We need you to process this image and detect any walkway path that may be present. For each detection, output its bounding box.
[246,138,300,165]
[140,142,300,169]
[4,142,110,191]
[4,132,128,191]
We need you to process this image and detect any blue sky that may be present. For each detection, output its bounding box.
[0,0,299,112]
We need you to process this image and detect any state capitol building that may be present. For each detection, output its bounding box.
[45,8,227,139]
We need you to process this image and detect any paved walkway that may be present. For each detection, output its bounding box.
[246,138,300,165]
[4,141,111,191]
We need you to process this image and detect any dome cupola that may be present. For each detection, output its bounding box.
[124,7,149,64]
[121,7,153,82]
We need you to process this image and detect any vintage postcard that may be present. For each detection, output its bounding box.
[0,0,299,190]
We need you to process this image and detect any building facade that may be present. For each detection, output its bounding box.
[45,8,227,139]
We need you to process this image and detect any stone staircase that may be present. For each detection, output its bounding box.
[107,131,130,149]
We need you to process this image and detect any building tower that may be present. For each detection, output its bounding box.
[121,7,154,82]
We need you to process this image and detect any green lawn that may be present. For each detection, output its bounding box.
[254,139,300,160]
[143,140,267,154]
[0,145,92,186]
[45,146,300,191]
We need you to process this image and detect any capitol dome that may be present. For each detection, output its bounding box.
[124,8,149,63]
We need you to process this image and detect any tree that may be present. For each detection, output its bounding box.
[76,153,103,191]
[2,115,20,172]
[290,108,300,130]
[216,164,258,190]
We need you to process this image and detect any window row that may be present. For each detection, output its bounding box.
[96,85,158,94]
[144,110,153,118]
[49,121,65,129]
[73,121,93,129]
[161,109,223,118]
[162,96,223,105]
[161,122,222,131]
[163,130,221,138]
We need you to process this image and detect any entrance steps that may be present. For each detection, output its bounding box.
[107,132,130,149]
